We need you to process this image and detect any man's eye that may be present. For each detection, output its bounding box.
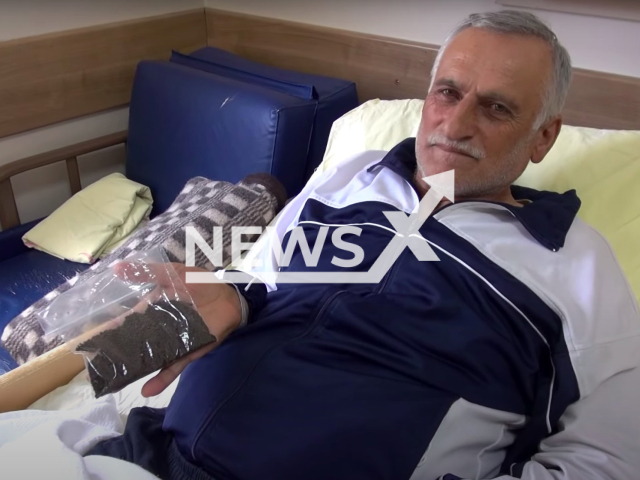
[490,103,508,113]
[441,89,456,97]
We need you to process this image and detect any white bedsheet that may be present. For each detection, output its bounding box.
[0,396,157,480]
[29,369,180,421]
[0,370,180,480]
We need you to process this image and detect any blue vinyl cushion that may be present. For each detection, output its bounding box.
[0,219,40,263]
[0,249,89,370]
[171,47,359,185]
[171,50,318,101]
[127,61,318,215]
[0,219,46,369]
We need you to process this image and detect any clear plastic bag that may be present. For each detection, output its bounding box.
[37,248,216,397]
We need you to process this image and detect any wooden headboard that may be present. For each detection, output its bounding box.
[206,8,640,131]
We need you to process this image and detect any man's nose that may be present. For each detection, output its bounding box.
[441,98,476,140]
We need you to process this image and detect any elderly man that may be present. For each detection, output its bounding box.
[90,10,640,480]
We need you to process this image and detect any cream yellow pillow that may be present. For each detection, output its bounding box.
[319,99,640,301]
[23,173,153,264]
[515,126,640,300]
[318,99,424,175]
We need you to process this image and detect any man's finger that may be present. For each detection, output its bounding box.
[141,342,216,398]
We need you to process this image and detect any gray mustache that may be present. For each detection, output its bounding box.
[427,134,486,160]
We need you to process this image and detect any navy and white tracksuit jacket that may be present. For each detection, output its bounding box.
[92,138,640,479]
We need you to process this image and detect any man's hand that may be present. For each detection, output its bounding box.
[115,261,243,397]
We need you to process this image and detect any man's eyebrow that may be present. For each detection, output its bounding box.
[433,78,520,113]
[433,78,462,90]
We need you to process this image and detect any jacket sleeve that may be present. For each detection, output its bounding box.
[222,270,268,324]
[441,365,640,480]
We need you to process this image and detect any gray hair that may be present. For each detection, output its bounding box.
[430,10,572,129]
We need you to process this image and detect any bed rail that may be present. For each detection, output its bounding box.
[0,345,84,413]
[0,130,128,230]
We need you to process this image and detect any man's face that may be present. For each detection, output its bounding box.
[416,28,554,198]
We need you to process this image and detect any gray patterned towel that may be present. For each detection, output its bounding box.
[1,173,286,365]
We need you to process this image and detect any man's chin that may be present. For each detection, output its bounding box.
[417,159,469,180]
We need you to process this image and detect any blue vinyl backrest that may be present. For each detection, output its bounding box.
[171,51,318,100]
[172,47,359,182]
[126,61,316,216]
[175,47,352,98]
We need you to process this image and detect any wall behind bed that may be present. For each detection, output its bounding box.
[204,1,639,131]
[204,0,640,78]
[0,0,205,230]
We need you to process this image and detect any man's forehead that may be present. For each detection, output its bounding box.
[435,28,551,103]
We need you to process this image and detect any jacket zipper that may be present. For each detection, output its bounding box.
[190,289,347,461]
[376,253,399,293]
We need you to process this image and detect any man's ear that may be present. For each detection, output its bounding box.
[530,116,562,164]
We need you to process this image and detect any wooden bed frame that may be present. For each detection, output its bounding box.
[0,131,128,230]
[1,7,639,412]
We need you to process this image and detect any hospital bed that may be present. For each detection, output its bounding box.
[0,8,638,425]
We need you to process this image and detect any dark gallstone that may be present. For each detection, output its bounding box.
[76,300,216,397]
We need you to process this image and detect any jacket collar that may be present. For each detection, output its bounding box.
[367,137,581,252]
